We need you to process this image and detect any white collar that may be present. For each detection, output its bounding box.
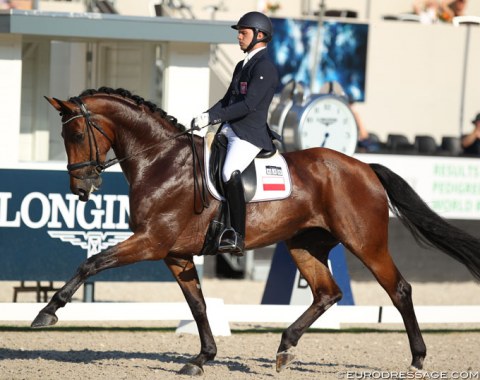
[245,46,266,62]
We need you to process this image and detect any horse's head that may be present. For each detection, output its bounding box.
[45,96,115,202]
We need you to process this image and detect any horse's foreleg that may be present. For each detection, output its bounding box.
[164,256,217,376]
[31,235,156,328]
[276,236,342,372]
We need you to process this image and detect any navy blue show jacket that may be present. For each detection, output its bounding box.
[207,48,279,151]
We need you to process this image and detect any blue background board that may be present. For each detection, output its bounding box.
[261,241,354,305]
[0,168,174,282]
[260,242,298,305]
[269,18,369,101]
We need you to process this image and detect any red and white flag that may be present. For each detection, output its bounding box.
[262,176,286,191]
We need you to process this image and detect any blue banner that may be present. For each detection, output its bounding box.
[0,167,173,282]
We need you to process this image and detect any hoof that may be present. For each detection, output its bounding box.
[410,356,425,371]
[178,363,204,376]
[31,312,58,328]
[276,350,295,372]
[409,365,426,372]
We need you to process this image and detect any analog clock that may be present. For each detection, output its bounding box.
[280,94,358,156]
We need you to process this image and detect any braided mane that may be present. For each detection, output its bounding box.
[76,87,186,132]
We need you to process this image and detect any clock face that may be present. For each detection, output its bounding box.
[298,96,358,156]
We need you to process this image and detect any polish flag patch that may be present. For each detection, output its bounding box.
[262,176,286,191]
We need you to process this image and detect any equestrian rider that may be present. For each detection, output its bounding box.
[192,11,279,256]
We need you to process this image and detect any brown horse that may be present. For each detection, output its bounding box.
[34,87,480,376]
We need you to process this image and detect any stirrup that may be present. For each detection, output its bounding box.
[218,228,245,256]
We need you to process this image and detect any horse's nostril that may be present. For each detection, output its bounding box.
[77,188,89,202]
[71,186,90,202]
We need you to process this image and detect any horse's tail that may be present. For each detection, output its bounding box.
[369,163,480,281]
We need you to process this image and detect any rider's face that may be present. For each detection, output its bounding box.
[237,28,254,52]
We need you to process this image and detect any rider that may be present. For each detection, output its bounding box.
[192,11,279,255]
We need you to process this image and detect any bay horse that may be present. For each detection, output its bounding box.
[34,87,480,376]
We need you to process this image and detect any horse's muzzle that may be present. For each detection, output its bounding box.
[70,175,102,202]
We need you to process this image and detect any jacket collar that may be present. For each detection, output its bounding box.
[242,47,267,70]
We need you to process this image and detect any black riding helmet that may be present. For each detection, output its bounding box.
[231,11,273,52]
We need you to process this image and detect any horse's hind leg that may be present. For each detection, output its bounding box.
[360,250,426,370]
[164,256,217,376]
[276,230,342,372]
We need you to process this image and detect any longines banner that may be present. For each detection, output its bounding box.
[0,164,173,282]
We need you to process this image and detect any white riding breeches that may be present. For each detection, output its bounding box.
[221,124,261,182]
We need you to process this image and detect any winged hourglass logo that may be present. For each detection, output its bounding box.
[47,231,133,258]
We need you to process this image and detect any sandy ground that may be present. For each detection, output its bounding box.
[0,279,479,379]
[0,329,478,380]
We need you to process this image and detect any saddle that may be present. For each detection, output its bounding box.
[200,131,292,255]
[208,133,276,202]
[204,131,291,203]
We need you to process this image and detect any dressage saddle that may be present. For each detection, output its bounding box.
[208,133,276,202]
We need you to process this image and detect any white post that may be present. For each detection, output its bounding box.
[459,25,471,137]
[0,35,22,163]
[310,0,326,93]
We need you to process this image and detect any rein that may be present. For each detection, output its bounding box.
[99,123,200,171]
[63,97,210,213]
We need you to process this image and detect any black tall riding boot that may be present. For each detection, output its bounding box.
[218,170,246,256]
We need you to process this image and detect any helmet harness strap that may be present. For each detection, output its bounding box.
[245,28,269,53]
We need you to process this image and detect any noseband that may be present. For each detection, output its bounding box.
[62,97,115,179]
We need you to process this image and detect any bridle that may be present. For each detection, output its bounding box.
[62,97,210,212]
[63,97,116,179]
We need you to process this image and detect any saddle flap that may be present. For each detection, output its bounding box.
[204,132,292,203]
[209,133,228,195]
[208,132,256,202]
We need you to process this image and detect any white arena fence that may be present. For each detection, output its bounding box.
[1,301,479,336]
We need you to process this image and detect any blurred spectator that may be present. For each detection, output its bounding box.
[349,100,380,153]
[438,0,468,22]
[413,0,440,24]
[2,0,33,10]
[413,0,468,23]
[0,0,11,10]
[461,112,480,155]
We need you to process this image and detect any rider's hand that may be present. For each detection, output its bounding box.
[191,113,210,130]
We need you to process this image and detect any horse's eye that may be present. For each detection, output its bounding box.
[72,132,85,142]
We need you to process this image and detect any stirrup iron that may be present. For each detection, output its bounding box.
[218,228,244,256]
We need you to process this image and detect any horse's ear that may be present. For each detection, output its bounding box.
[44,96,74,114]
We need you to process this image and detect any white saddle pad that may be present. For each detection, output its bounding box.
[204,132,292,202]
